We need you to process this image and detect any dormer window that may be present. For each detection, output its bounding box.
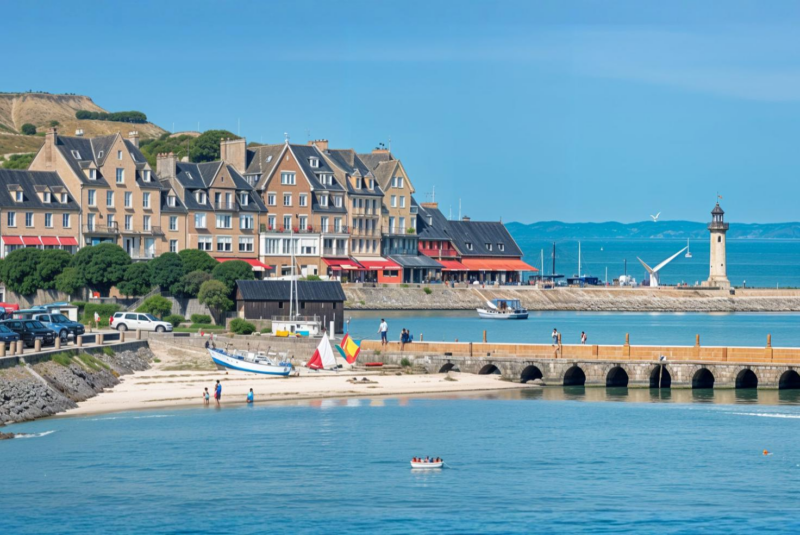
[309,157,319,168]
[196,191,207,204]
[61,193,68,203]
[43,192,51,203]
[369,179,375,190]
[143,170,151,182]
[356,178,362,189]
[486,243,492,251]
[498,243,505,252]
[71,150,81,159]
[239,192,249,206]
[14,191,23,202]
[168,195,177,207]
[466,242,473,251]
[320,195,329,207]
[89,169,97,180]
[334,196,342,208]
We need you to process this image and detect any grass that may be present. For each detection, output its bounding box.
[78,353,110,372]
[102,347,115,357]
[423,287,432,295]
[153,358,161,363]
[401,284,409,288]
[260,327,272,334]
[400,357,412,367]
[50,353,73,367]
[173,323,225,333]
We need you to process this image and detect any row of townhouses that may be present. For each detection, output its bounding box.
[0,128,533,284]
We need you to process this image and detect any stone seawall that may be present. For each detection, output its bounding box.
[344,286,800,312]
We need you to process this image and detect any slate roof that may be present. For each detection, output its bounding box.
[415,201,451,240]
[174,161,266,212]
[358,151,393,171]
[0,170,80,211]
[290,145,344,193]
[323,149,384,198]
[236,280,346,302]
[389,254,443,269]
[446,220,523,257]
[245,144,284,178]
[159,183,188,213]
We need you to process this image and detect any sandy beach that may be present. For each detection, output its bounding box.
[62,341,528,417]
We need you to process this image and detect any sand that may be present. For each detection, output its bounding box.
[62,342,528,417]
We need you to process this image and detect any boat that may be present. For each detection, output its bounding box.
[477,299,529,320]
[207,346,293,376]
[410,460,444,469]
[685,239,692,258]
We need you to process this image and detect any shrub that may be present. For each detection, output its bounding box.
[136,295,173,318]
[400,357,412,367]
[190,129,238,162]
[211,260,254,295]
[260,327,272,334]
[21,123,36,135]
[190,314,212,325]
[229,318,256,335]
[55,267,85,295]
[301,274,322,281]
[1,153,35,169]
[164,314,185,327]
[423,287,432,295]
[81,303,121,326]
[49,120,60,127]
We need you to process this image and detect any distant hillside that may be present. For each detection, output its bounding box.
[0,92,167,156]
[506,221,800,240]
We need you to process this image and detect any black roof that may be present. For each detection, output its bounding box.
[237,280,346,302]
[447,220,523,257]
[389,254,443,269]
[415,201,451,240]
[0,170,80,210]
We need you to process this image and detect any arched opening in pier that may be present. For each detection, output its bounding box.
[606,366,629,388]
[692,368,715,389]
[563,365,586,386]
[649,366,671,388]
[735,369,758,389]
[439,363,459,374]
[478,364,501,376]
[779,370,800,390]
[521,365,543,384]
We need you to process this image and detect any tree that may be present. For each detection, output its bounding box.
[0,248,43,295]
[49,120,60,127]
[170,270,211,298]
[178,249,218,274]
[20,123,36,135]
[139,133,194,167]
[54,267,85,295]
[1,153,35,169]
[211,260,253,295]
[37,249,72,290]
[189,129,238,162]
[148,252,184,290]
[70,243,131,296]
[117,262,152,297]
[136,295,173,318]
[198,279,233,323]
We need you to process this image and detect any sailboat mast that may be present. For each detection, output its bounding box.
[289,227,295,319]
[552,242,556,276]
[578,241,581,277]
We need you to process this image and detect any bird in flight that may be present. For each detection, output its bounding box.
[650,212,661,222]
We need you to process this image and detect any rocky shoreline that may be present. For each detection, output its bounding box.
[0,347,153,426]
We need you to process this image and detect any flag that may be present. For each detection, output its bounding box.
[339,333,361,364]
[308,336,337,370]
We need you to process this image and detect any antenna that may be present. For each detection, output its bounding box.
[458,198,461,220]
[388,136,392,153]
[284,132,290,143]
[237,118,240,136]
[432,185,435,202]
[449,205,452,220]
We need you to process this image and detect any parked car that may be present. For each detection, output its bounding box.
[0,324,20,349]
[0,320,56,348]
[110,312,173,333]
[32,313,85,342]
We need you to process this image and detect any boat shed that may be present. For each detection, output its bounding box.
[235,280,347,333]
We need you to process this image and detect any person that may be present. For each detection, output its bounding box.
[246,388,254,404]
[204,338,210,349]
[581,331,587,345]
[93,311,100,327]
[214,380,222,406]
[203,387,210,406]
[400,329,409,351]
[552,328,559,346]
[378,318,389,348]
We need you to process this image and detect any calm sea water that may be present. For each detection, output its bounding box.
[347,310,800,347]
[513,238,800,288]
[4,392,800,533]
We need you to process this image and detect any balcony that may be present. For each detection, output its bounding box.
[323,247,348,257]
[351,226,379,237]
[129,250,156,260]
[214,201,237,211]
[383,225,415,236]
[83,222,119,235]
[322,225,349,235]
[350,206,380,216]
[146,226,164,236]
[419,247,456,258]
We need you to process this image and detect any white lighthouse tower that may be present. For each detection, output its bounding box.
[704,202,730,289]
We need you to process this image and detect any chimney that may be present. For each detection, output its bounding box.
[75,128,84,137]
[157,152,177,181]
[462,215,471,221]
[128,130,140,148]
[309,139,329,151]
[220,137,247,174]
[421,202,438,209]
[44,127,58,167]
[372,147,390,155]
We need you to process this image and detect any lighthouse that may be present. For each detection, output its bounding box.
[704,202,730,289]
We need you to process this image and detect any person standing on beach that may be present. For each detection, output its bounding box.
[247,388,254,404]
[581,331,587,345]
[552,328,559,346]
[214,380,222,406]
[203,387,210,406]
[378,319,389,348]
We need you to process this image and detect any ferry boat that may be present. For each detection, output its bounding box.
[207,346,293,376]
[410,460,444,469]
[476,299,529,320]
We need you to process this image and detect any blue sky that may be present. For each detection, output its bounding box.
[4,0,800,223]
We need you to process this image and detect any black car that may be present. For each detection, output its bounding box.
[1,320,56,348]
[0,324,20,349]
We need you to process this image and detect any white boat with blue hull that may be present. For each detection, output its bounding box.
[477,299,529,320]
[208,347,293,376]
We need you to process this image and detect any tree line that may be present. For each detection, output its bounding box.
[75,110,148,124]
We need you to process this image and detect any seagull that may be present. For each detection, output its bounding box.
[650,212,661,223]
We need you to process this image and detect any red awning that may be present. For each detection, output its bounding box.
[357,258,401,270]
[2,236,22,245]
[461,258,538,271]
[59,237,79,246]
[21,236,42,246]
[437,259,469,271]
[323,258,364,271]
[217,258,272,271]
[41,236,61,246]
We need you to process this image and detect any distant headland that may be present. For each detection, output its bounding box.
[506,221,800,240]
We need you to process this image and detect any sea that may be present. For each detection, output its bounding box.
[4,391,800,533]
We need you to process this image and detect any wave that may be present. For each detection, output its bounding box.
[88,414,172,422]
[15,430,56,439]
[731,412,800,419]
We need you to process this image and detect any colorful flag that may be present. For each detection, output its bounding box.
[339,333,361,364]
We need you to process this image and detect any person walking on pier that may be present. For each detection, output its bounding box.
[552,328,559,346]
[378,319,389,348]
[581,331,587,345]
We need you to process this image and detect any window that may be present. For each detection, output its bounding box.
[399,177,404,188]
[238,236,254,252]
[143,170,151,182]
[169,216,178,231]
[399,217,405,230]
[169,239,178,253]
[216,214,232,229]
[283,215,291,230]
[106,191,114,207]
[391,195,397,207]
[268,215,276,229]
[280,172,296,185]
[334,217,342,232]
[117,150,122,160]
[334,196,342,208]
[43,192,51,203]
[498,243,505,252]
[125,215,133,231]
[124,192,132,208]
[369,179,374,190]
[196,191,207,205]
[62,213,70,228]
[6,212,15,227]
[239,192,249,206]
[107,214,115,227]
[283,193,292,206]
[71,150,81,159]
[240,214,254,230]
[143,192,151,209]
[14,191,22,202]
[264,238,279,255]
[195,213,207,228]
[356,178,362,189]
[309,157,319,168]
[299,194,308,207]
[89,169,97,180]
[214,192,221,205]
[186,172,194,181]
[87,213,95,230]
[216,236,232,252]
[45,213,52,228]
[320,195,328,207]
[168,195,176,207]
[116,168,124,184]
[60,193,68,203]
[198,236,212,251]
[388,217,395,232]
[299,216,307,229]
[400,196,406,208]
[466,242,473,251]
[98,151,104,159]
[486,243,493,251]
[87,189,96,206]
[267,193,276,206]
[320,216,329,233]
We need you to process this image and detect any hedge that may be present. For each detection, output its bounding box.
[190,313,212,325]
[164,314,185,327]
[229,318,256,335]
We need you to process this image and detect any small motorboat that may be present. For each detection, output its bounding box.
[208,346,293,376]
[477,299,529,320]
[411,460,443,469]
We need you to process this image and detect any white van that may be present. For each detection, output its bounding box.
[110,312,173,333]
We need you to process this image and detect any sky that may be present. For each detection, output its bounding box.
[3,0,800,224]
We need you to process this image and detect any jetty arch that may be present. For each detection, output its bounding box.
[779,370,800,390]
[478,364,501,375]
[735,369,758,389]
[563,365,586,386]
[692,368,715,389]
[606,366,629,387]
[649,366,671,388]
[520,365,543,384]
[438,362,459,374]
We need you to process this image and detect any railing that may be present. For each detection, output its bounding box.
[419,247,456,257]
[383,226,415,235]
[271,315,321,322]
[129,251,156,260]
[350,206,380,216]
[351,227,379,237]
[147,226,164,236]
[323,247,348,257]
[83,223,119,235]
[214,202,236,211]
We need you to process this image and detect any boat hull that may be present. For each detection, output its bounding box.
[476,309,529,320]
[411,461,443,469]
[208,349,293,376]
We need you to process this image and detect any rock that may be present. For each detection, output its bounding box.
[0,432,14,440]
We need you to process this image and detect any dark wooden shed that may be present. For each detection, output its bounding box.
[235,280,347,333]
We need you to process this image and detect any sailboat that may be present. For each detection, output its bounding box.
[271,227,323,337]
[207,345,293,376]
[307,336,338,370]
[685,239,692,258]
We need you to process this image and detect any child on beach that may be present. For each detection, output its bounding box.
[247,388,254,404]
[203,388,210,406]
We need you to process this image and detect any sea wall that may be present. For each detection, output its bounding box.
[343,285,800,312]
[0,344,153,425]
